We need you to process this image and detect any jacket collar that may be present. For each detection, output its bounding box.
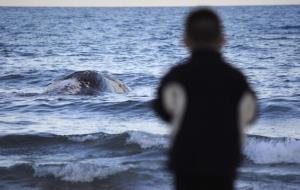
[190,48,223,63]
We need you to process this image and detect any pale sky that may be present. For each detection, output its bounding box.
[0,0,299,7]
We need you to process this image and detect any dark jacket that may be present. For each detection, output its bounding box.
[153,49,256,175]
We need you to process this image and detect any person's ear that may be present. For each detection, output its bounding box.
[183,35,192,49]
[219,35,225,46]
[215,35,225,50]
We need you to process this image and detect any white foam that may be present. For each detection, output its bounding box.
[34,159,132,182]
[68,134,100,142]
[243,137,300,164]
[127,131,168,149]
[236,180,300,190]
[0,155,29,168]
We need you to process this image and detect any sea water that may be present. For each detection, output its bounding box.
[0,6,299,190]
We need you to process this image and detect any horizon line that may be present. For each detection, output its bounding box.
[0,4,299,8]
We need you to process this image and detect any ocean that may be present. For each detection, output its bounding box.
[0,6,299,190]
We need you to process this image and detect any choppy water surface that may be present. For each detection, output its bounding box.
[0,6,299,190]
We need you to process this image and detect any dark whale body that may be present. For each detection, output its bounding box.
[62,71,103,94]
[45,70,129,95]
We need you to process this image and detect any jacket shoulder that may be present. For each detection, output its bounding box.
[162,61,189,83]
[224,63,248,83]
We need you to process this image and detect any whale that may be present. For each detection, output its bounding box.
[45,70,129,95]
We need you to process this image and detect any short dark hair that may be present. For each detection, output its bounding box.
[185,8,223,45]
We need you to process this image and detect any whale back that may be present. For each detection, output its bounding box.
[64,71,101,88]
[102,73,130,93]
[45,70,129,95]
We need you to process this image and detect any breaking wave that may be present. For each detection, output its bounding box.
[0,131,168,151]
[244,135,300,164]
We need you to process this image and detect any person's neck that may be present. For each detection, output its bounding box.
[190,46,223,62]
[189,44,221,52]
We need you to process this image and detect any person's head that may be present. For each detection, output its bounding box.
[184,8,224,51]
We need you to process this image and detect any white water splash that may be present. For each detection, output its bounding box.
[34,159,133,182]
[243,137,300,164]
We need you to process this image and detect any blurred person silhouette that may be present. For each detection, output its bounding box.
[153,8,257,190]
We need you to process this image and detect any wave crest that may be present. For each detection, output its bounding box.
[244,135,300,164]
[34,162,131,182]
